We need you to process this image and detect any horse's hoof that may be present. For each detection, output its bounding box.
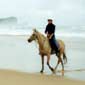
[53,70,56,74]
[62,69,64,76]
[51,68,53,71]
[51,68,56,74]
[40,70,44,73]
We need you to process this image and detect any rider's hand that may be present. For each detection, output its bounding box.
[47,33,53,39]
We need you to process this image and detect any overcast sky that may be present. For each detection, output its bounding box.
[0,0,84,26]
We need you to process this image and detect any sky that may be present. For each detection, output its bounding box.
[0,0,84,26]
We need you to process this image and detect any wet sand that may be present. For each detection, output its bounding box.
[0,69,84,85]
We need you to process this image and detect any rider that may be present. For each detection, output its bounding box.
[45,19,59,54]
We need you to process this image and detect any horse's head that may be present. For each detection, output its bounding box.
[28,29,38,43]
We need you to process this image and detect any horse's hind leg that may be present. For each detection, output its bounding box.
[47,54,55,73]
[40,55,44,73]
[55,52,61,71]
[55,58,60,70]
[59,53,64,76]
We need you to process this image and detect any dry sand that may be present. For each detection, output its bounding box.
[0,69,84,85]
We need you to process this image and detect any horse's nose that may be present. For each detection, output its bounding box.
[28,39,31,42]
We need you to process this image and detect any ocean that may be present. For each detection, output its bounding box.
[0,19,85,81]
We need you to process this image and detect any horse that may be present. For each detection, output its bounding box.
[28,29,67,75]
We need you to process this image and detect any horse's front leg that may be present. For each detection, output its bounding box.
[40,55,44,73]
[47,54,55,73]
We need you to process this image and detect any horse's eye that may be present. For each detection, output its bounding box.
[32,34,35,36]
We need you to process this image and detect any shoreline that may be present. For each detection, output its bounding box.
[0,69,84,85]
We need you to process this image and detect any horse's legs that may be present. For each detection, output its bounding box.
[55,58,60,70]
[40,55,44,73]
[58,52,64,76]
[55,52,64,75]
[47,54,55,73]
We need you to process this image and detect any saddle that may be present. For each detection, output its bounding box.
[51,47,60,54]
[50,40,60,55]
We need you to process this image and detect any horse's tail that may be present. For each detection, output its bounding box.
[63,52,67,64]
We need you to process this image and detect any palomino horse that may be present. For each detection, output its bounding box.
[28,29,67,75]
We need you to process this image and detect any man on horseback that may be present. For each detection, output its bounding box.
[28,23,67,74]
[45,19,59,54]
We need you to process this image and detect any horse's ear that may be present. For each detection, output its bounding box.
[33,28,37,32]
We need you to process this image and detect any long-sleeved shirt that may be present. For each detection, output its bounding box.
[45,23,55,34]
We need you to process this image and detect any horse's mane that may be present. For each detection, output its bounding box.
[34,29,48,49]
[36,30,46,39]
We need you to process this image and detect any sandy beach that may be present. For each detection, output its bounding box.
[0,69,84,85]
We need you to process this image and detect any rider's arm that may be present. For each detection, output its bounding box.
[45,25,48,34]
